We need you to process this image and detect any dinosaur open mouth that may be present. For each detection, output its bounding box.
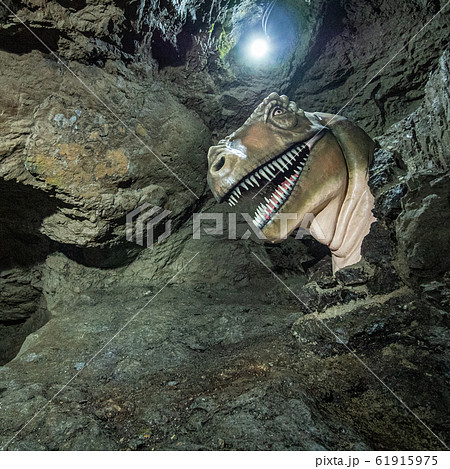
[224,139,316,229]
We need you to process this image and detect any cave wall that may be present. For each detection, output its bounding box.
[0,0,449,450]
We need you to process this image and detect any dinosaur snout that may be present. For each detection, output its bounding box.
[207,143,248,202]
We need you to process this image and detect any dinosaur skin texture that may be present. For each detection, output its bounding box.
[207,93,376,273]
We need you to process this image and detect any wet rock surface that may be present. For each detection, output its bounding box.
[1,0,449,451]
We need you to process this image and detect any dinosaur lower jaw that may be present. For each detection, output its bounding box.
[224,138,319,230]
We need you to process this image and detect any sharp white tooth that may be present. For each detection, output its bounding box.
[269,163,276,172]
[280,186,289,195]
[235,187,241,196]
[241,181,248,190]
[255,172,261,179]
[273,161,283,171]
[228,201,233,206]
[245,178,254,187]
[276,189,284,198]
[282,155,291,164]
[278,157,289,169]
[274,193,282,203]
[260,169,271,181]
[265,168,276,178]
[264,197,271,204]
[232,190,239,200]
[250,175,259,186]
[230,195,237,203]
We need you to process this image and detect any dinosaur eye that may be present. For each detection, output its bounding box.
[272,107,284,116]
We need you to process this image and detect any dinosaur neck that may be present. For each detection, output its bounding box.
[308,182,375,274]
[329,186,375,273]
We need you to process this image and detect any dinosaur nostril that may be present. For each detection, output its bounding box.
[213,156,226,171]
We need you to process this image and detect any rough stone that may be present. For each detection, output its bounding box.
[0,0,449,452]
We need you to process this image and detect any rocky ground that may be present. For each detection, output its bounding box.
[0,0,449,451]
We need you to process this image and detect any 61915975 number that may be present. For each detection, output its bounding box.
[376,457,438,466]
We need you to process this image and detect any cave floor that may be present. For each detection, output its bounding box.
[0,277,448,450]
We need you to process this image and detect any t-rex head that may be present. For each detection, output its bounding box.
[207,93,376,273]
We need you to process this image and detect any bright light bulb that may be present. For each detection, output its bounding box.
[249,38,269,58]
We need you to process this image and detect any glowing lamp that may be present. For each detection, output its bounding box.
[249,37,270,59]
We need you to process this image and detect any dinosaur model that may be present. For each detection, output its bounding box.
[207,93,376,273]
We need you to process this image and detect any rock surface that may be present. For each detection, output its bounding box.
[0,0,449,451]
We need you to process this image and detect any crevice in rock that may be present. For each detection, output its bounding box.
[0,25,60,55]
[287,0,347,97]
[151,19,199,69]
[0,179,58,364]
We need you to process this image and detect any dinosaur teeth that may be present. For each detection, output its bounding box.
[265,167,276,178]
[278,158,289,171]
[256,206,265,217]
[230,139,313,223]
[273,161,283,171]
[260,169,271,181]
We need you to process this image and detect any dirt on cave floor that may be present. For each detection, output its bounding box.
[0,267,448,451]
